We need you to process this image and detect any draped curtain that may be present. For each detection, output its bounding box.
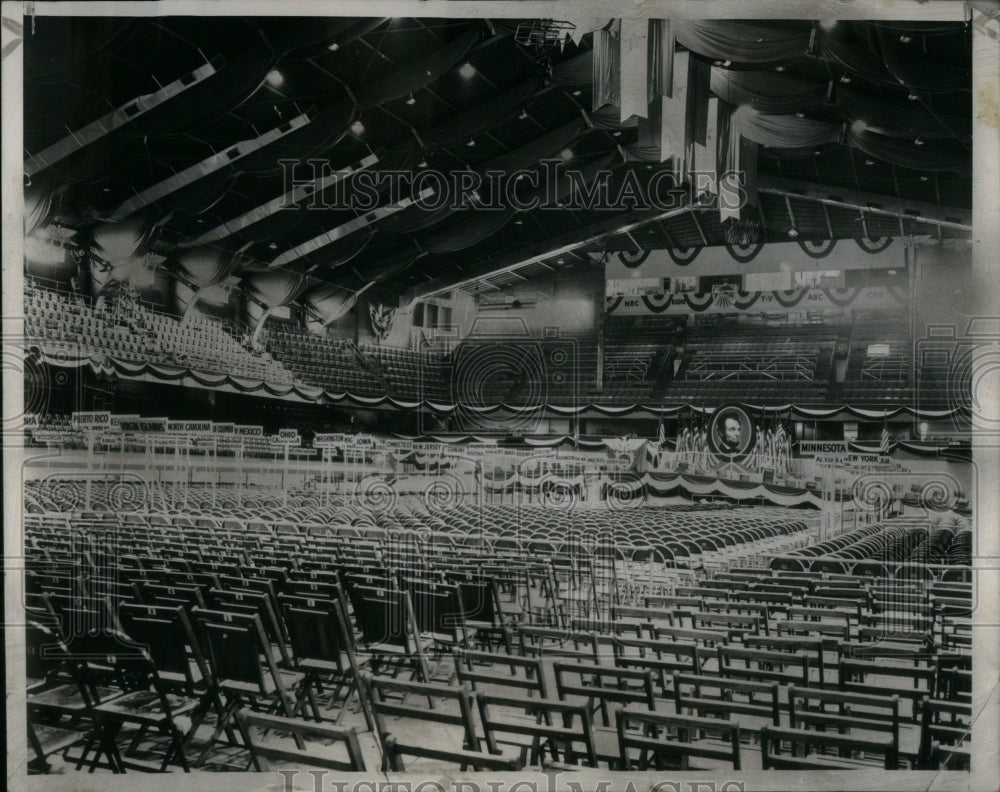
[243,269,308,307]
[360,27,482,106]
[674,20,811,66]
[710,68,828,115]
[174,246,241,288]
[592,22,621,111]
[90,214,159,265]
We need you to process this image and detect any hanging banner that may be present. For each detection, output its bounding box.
[606,284,907,316]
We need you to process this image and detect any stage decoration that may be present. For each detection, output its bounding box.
[617,249,651,268]
[797,239,838,259]
[855,236,893,254]
[665,246,701,266]
[673,20,811,67]
[605,284,907,316]
[174,245,242,288]
[369,303,396,344]
[243,268,308,307]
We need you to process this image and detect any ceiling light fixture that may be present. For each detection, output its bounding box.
[907,93,919,101]
[405,94,416,105]
[266,70,285,88]
[787,227,799,238]
[559,148,573,161]
[466,138,476,147]
[327,42,339,51]
[517,110,528,120]
[919,175,929,181]
[417,159,428,168]
[840,75,851,84]
[514,219,524,225]
[899,35,912,43]
[572,89,583,97]
[864,158,875,166]
[350,120,365,135]
[268,242,278,250]
[914,137,924,146]
[459,62,476,79]
[775,66,785,72]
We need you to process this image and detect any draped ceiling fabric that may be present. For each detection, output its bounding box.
[422,78,539,148]
[90,214,159,265]
[303,283,369,326]
[174,246,241,289]
[592,22,621,111]
[710,68,828,115]
[243,269,308,307]
[673,20,811,66]
[360,27,482,107]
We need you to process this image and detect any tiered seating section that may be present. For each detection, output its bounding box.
[265,327,384,396]
[24,283,972,408]
[23,482,969,775]
[666,325,837,403]
[842,321,912,405]
[25,282,293,383]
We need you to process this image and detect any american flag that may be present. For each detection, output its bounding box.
[880,426,892,454]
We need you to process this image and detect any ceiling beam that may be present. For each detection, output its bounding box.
[757,174,972,230]
[26,57,222,178]
[184,153,378,247]
[406,204,693,302]
[110,110,314,222]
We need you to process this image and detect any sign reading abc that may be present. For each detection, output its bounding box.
[707,405,757,462]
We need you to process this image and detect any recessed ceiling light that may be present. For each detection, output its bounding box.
[405,94,416,105]
[266,70,284,88]
[350,120,365,135]
[459,62,476,79]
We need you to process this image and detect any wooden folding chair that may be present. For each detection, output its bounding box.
[617,707,742,771]
[236,710,366,772]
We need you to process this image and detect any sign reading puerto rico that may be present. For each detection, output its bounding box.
[71,411,111,429]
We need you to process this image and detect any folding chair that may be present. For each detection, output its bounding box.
[365,675,517,771]
[477,692,599,769]
[617,707,742,771]
[75,629,204,773]
[349,587,432,683]
[236,710,366,772]
[278,595,366,726]
[918,697,971,771]
[761,725,899,770]
[190,608,302,766]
